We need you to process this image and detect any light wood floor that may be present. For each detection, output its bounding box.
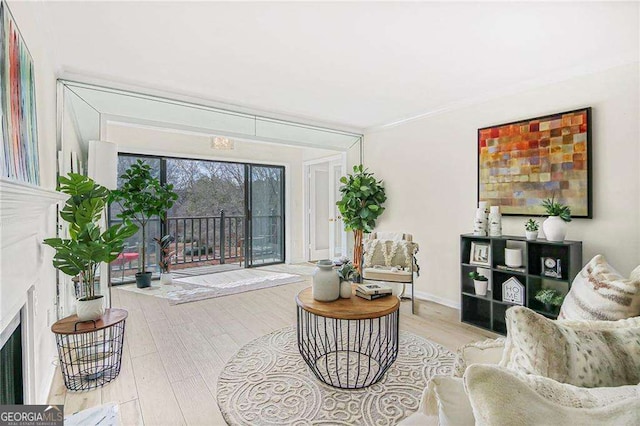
[48,277,495,425]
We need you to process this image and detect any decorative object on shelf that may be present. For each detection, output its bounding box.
[473,208,488,236]
[478,107,592,218]
[496,264,526,273]
[336,165,386,275]
[0,2,40,185]
[312,260,340,301]
[488,206,502,237]
[502,277,525,305]
[525,219,539,241]
[154,234,176,285]
[469,242,491,267]
[541,257,562,278]
[43,174,137,321]
[504,248,523,268]
[110,160,178,288]
[534,288,564,312]
[468,272,489,296]
[541,196,572,242]
[336,262,359,298]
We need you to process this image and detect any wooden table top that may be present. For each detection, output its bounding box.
[51,308,128,335]
[296,285,399,320]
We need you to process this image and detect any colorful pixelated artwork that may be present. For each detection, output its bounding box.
[478,108,591,217]
[0,1,40,185]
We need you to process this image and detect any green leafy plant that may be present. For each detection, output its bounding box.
[336,165,387,272]
[542,196,572,222]
[525,219,539,232]
[110,160,179,276]
[43,173,138,300]
[468,271,488,281]
[535,288,564,307]
[154,235,176,273]
[336,261,360,282]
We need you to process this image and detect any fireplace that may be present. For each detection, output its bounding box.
[0,312,23,404]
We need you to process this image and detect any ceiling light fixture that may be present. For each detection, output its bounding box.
[211,136,234,150]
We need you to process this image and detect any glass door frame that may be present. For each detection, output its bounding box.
[244,163,286,268]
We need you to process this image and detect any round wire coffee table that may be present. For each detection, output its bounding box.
[295,285,400,389]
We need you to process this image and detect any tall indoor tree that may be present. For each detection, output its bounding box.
[336,165,386,274]
[109,160,178,288]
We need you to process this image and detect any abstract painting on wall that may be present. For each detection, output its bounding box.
[478,108,591,218]
[0,1,40,185]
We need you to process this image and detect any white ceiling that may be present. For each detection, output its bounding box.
[35,1,639,130]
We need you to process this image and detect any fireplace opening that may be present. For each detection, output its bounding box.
[0,313,23,404]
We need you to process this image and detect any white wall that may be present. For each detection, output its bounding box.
[104,123,344,263]
[365,63,640,307]
[1,1,60,403]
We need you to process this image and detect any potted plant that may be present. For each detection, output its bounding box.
[541,196,572,242]
[336,261,360,298]
[336,165,387,275]
[110,160,178,288]
[525,219,539,241]
[535,288,565,312]
[44,173,137,320]
[154,235,176,285]
[468,271,489,296]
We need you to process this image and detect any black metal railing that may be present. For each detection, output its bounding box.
[167,211,245,266]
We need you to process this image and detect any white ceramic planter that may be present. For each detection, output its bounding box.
[525,230,538,241]
[77,295,105,321]
[505,248,523,268]
[339,280,352,298]
[543,216,568,242]
[474,280,488,296]
[160,272,173,285]
[312,260,340,301]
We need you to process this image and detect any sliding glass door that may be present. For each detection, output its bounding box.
[246,164,285,266]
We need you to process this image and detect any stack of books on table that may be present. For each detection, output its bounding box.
[356,283,393,300]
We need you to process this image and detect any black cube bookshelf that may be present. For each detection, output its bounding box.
[460,234,582,335]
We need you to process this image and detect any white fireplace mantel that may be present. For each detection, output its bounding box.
[0,179,67,221]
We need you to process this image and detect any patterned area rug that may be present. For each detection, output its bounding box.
[117,269,305,305]
[217,327,455,425]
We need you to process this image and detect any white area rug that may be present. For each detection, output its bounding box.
[117,269,305,305]
[217,327,455,425]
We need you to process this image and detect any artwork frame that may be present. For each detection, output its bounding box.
[469,241,491,267]
[1,0,40,185]
[478,108,592,218]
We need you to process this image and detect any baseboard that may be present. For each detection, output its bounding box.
[414,290,460,310]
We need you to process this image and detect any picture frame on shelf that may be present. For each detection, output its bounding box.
[469,241,491,266]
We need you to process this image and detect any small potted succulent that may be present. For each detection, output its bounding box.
[525,219,539,241]
[541,196,572,242]
[535,288,565,312]
[468,271,489,296]
[336,262,360,298]
[154,235,176,285]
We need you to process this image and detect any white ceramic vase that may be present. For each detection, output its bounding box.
[160,273,173,285]
[525,230,538,241]
[474,280,488,296]
[543,216,567,242]
[339,280,352,298]
[473,208,488,236]
[76,295,105,321]
[312,260,340,301]
[489,206,502,237]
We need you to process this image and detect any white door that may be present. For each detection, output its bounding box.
[306,158,346,261]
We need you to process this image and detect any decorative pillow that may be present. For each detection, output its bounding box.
[631,264,640,282]
[499,306,640,387]
[363,239,418,269]
[465,364,640,426]
[419,376,475,426]
[558,254,640,320]
[452,337,506,378]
